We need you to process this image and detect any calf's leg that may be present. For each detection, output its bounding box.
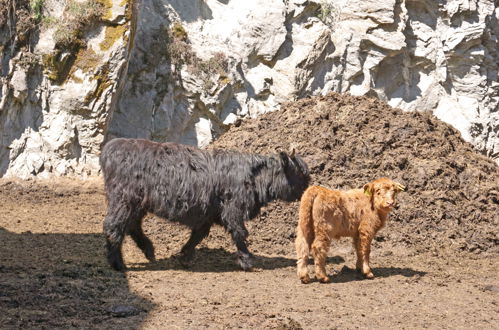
[295,227,311,284]
[311,235,331,283]
[354,230,375,279]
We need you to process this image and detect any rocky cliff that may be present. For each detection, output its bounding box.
[0,0,497,178]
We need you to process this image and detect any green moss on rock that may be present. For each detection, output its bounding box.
[100,25,126,51]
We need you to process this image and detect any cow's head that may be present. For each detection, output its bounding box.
[277,146,310,200]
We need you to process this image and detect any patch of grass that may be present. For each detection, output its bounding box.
[189,51,229,90]
[317,0,341,28]
[0,0,40,46]
[42,50,75,83]
[99,24,126,51]
[41,16,57,27]
[16,6,36,44]
[53,0,105,49]
[14,51,40,72]
[170,22,188,41]
[84,63,112,105]
[72,47,102,73]
[167,22,229,92]
[96,0,113,21]
[29,0,44,22]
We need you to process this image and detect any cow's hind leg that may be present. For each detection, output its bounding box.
[129,216,155,262]
[178,222,212,266]
[104,201,143,271]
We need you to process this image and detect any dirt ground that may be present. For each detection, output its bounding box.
[1,93,498,329]
[0,178,498,329]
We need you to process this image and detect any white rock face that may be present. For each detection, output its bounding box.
[0,0,497,178]
[111,0,498,160]
[0,0,132,178]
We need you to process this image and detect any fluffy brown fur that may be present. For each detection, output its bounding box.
[295,178,405,283]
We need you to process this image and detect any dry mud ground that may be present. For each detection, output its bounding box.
[0,179,498,329]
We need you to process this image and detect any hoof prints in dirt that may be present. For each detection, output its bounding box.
[0,228,152,328]
[213,92,499,255]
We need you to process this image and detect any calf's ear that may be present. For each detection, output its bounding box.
[363,183,373,196]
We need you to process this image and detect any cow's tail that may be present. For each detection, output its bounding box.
[295,186,318,283]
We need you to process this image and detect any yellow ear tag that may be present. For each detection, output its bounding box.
[395,183,406,192]
[364,190,372,197]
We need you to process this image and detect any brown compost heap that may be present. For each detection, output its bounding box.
[212,93,499,255]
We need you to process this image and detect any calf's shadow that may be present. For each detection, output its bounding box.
[328,265,427,284]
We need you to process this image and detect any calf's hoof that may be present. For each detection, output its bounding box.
[299,275,311,284]
[317,275,331,284]
[364,272,375,279]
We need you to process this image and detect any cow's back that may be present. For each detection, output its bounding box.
[100,138,219,224]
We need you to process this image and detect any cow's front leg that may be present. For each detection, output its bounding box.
[228,221,253,271]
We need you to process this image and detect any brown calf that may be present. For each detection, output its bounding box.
[295,178,405,283]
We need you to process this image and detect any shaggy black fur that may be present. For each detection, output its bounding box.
[100,138,310,271]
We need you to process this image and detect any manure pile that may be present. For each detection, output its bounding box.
[212,93,498,255]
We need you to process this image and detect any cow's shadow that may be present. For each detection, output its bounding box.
[127,248,345,273]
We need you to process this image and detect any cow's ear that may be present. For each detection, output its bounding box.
[279,151,290,165]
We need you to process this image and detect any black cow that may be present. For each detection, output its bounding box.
[100,138,309,271]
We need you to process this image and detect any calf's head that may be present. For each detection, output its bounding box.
[363,178,405,211]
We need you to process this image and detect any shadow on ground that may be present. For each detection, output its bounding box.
[0,228,154,329]
[328,265,427,284]
[128,248,347,273]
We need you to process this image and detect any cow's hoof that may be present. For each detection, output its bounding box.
[145,249,156,263]
[176,251,195,268]
[237,255,253,271]
[108,254,126,272]
[110,260,126,272]
[239,261,253,272]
